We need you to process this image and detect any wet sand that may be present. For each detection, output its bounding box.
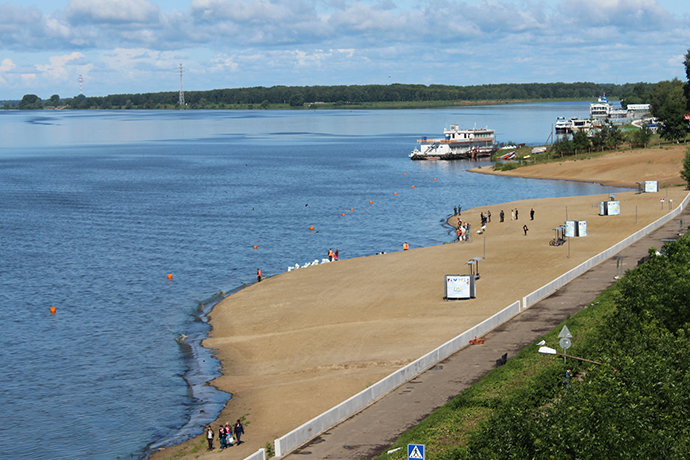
[152,144,687,459]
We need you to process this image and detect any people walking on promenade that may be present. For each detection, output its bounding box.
[530,208,535,220]
[523,224,529,236]
[500,210,505,222]
[257,268,262,282]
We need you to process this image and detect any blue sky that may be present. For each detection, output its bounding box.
[1,0,689,100]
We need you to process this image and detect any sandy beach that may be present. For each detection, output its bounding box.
[153,144,687,460]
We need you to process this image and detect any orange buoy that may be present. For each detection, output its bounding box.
[434,177,437,181]
[341,213,346,216]
[369,200,373,204]
[394,192,397,195]
[167,273,173,280]
[350,208,354,211]
[50,306,56,315]
[404,173,407,175]
[309,225,314,231]
[411,185,415,189]
[253,245,258,249]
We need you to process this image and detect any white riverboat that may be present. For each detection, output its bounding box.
[410,124,497,160]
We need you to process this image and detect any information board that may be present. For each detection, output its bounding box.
[578,220,588,237]
[564,221,576,238]
[607,201,620,215]
[644,181,659,193]
[445,275,475,299]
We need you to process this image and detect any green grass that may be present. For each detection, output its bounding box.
[372,284,621,460]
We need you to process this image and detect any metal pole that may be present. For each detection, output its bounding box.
[483,236,486,259]
[565,206,568,221]
[568,238,570,258]
[636,205,638,223]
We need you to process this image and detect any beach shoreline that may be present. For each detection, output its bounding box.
[151,145,687,460]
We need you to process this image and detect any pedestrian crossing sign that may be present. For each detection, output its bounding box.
[408,443,425,459]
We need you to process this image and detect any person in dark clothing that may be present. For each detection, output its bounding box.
[523,224,528,236]
[257,268,262,282]
[500,210,505,222]
[530,208,535,220]
[206,426,214,450]
[234,419,245,445]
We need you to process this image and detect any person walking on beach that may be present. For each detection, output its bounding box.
[403,242,409,250]
[257,268,262,282]
[335,249,339,260]
[511,209,515,220]
[487,210,491,223]
[523,224,529,236]
[500,210,504,222]
[328,248,334,261]
[219,425,227,449]
[515,208,519,220]
[234,419,245,445]
[530,208,535,220]
[206,425,214,450]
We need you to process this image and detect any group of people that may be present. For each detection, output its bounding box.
[455,218,471,241]
[328,248,339,261]
[206,419,245,450]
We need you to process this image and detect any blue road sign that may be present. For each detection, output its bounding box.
[408,443,425,460]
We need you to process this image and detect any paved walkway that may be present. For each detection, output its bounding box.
[283,207,689,459]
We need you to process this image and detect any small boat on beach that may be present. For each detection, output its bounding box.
[410,124,498,160]
[499,151,516,161]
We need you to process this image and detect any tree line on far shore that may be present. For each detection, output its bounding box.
[5,81,657,111]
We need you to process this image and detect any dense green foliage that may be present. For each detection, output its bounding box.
[681,147,690,189]
[650,79,688,142]
[2,81,659,110]
[378,233,690,460]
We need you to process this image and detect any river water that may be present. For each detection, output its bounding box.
[0,102,626,459]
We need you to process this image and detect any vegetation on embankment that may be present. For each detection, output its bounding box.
[5,81,649,110]
[376,232,690,459]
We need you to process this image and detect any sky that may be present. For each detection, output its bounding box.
[1,0,689,100]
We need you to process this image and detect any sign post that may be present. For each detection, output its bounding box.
[558,325,573,365]
[408,444,425,460]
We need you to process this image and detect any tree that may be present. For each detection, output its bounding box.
[631,125,652,147]
[607,124,625,148]
[572,130,591,152]
[650,79,688,142]
[681,147,690,189]
[18,94,42,109]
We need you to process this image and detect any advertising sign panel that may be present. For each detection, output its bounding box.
[564,221,576,238]
[578,220,587,237]
[445,275,475,299]
[644,181,659,193]
[607,201,621,215]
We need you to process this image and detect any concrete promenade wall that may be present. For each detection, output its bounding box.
[272,300,522,457]
[522,192,690,309]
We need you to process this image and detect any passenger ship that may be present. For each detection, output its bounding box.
[410,124,497,160]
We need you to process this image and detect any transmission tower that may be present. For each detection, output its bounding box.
[79,75,84,95]
[178,64,185,106]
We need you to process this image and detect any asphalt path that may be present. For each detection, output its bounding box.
[282,206,690,459]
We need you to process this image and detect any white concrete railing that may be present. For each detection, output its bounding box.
[522,191,690,309]
[272,300,521,457]
[241,448,266,460]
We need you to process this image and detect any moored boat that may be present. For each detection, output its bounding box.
[410,124,498,160]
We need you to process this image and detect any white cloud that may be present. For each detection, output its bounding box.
[35,52,87,79]
[65,0,160,24]
[0,58,16,72]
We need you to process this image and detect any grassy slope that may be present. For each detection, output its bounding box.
[373,285,621,459]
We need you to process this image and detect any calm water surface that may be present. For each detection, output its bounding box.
[0,104,626,459]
